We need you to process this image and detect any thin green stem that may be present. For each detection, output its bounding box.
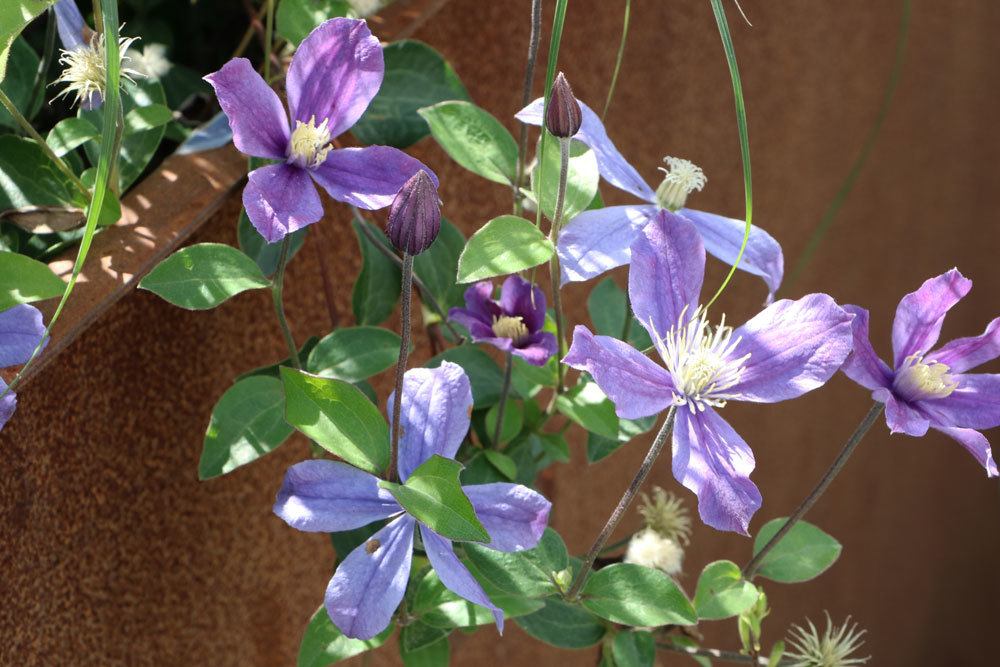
[271,234,301,370]
[493,350,514,448]
[26,6,58,121]
[658,642,787,666]
[567,406,677,599]
[601,0,631,120]
[784,0,911,292]
[532,0,569,230]
[514,0,543,215]
[0,89,89,198]
[705,0,751,308]
[548,136,571,395]
[263,0,276,82]
[389,253,415,480]
[742,402,885,580]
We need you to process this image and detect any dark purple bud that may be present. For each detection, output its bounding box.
[385,170,441,256]
[545,72,582,138]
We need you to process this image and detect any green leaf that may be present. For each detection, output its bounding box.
[281,368,390,473]
[612,630,656,667]
[464,527,567,598]
[427,346,503,407]
[277,0,349,45]
[694,560,759,620]
[79,168,121,227]
[0,135,77,209]
[484,399,523,447]
[587,278,652,349]
[530,134,599,222]
[46,117,101,158]
[237,207,308,275]
[138,243,269,310]
[516,598,606,649]
[306,326,402,382]
[556,379,619,440]
[768,641,786,667]
[581,563,697,627]
[0,1,55,81]
[586,432,622,464]
[0,251,64,309]
[418,101,517,185]
[381,455,489,543]
[751,519,842,583]
[482,450,517,481]
[199,376,293,480]
[353,40,469,148]
[456,215,554,283]
[297,606,391,667]
[351,219,401,325]
[413,217,465,312]
[0,37,40,128]
[400,632,450,667]
[510,355,558,398]
[124,104,174,133]
[412,569,498,629]
[400,620,449,653]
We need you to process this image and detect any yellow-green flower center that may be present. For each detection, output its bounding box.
[289,116,333,168]
[492,315,529,343]
[654,156,707,211]
[53,33,140,109]
[894,354,958,400]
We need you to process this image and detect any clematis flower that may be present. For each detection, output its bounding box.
[563,210,852,533]
[273,362,551,640]
[52,0,140,110]
[204,18,436,243]
[841,269,1000,476]
[0,305,48,432]
[516,99,783,300]
[448,275,557,366]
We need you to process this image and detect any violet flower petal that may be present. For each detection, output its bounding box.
[728,294,853,403]
[286,18,382,137]
[454,282,500,323]
[672,407,761,535]
[312,146,438,211]
[273,460,401,532]
[463,483,551,552]
[0,380,16,432]
[562,325,676,420]
[877,388,930,436]
[628,210,704,349]
[54,0,87,50]
[512,331,557,367]
[243,163,324,243]
[556,204,657,285]
[204,58,290,160]
[516,98,656,202]
[388,362,473,482]
[326,515,415,640]
[447,309,496,340]
[930,317,1000,373]
[840,305,893,391]
[0,304,47,368]
[419,525,504,633]
[916,374,1000,431]
[932,426,999,477]
[891,268,971,367]
[680,208,784,302]
[499,275,546,332]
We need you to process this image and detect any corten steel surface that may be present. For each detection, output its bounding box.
[2,0,1000,665]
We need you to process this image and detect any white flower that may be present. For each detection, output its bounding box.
[624,529,684,576]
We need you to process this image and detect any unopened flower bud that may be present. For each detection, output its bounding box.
[385,170,440,256]
[545,72,582,138]
[553,567,573,593]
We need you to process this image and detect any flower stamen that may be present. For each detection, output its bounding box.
[654,156,707,211]
[893,353,958,401]
[52,32,140,109]
[289,116,333,168]
[492,315,530,343]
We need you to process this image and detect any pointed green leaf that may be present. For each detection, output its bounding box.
[306,326,402,382]
[297,606,391,667]
[530,134,599,222]
[612,630,656,667]
[463,527,567,598]
[751,519,842,583]
[0,251,64,309]
[516,598,606,649]
[556,379,619,440]
[0,1,55,81]
[456,215,554,283]
[581,563,697,627]
[138,243,269,310]
[47,117,101,158]
[694,560,759,620]
[277,0,349,46]
[418,101,518,185]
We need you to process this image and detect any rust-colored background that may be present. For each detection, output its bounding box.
[3,1,999,665]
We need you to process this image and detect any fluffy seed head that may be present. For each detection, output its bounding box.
[624,529,684,576]
[655,156,707,211]
[638,487,692,545]
[785,614,870,667]
[385,170,441,256]
[545,72,582,138]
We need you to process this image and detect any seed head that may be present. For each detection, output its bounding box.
[638,487,692,545]
[785,614,870,667]
[385,170,441,256]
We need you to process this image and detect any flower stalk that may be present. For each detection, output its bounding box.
[389,253,415,480]
[271,234,301,369]
[514,0,542,215]
[548,134,571,395]
[742,402,885,580]
[492,350,514,448]
[566,406,677,599]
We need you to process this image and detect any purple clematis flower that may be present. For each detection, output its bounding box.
[205,18,436,243]
[448,275,558,366]
[516,99,783,301]
[563,210,852,534]
[842,269,1000,476]
[273,362,551,640]
[0,305,48,432]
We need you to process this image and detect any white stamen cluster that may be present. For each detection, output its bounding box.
[638,487,691,545]
[655,156,707,211]
[624,529,684,576]
[654,306,749,412]
[53,33,140,109]
[893,353,958,400]
[289,116,333,169]
[785,614,870,667]
[492,315,530,343]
